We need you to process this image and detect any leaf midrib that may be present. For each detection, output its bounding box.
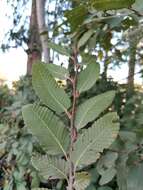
[48,42,71,57]
[76,97,97,129]
[78,68,98,93]
[39,68,67,112]
[76,93,112,129]
[74,124,117,168]
[33,106,67,158]
[49,161,68,181]
[47,65,68,79]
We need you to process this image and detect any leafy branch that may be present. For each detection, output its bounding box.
[22,43,119,190]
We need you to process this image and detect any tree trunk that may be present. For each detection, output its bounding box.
[36,0,50,63]
[127,41,137,97]
[26,0,42,75]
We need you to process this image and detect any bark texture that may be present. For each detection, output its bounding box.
[36,0,50,63]
[127,41,137,97]
[27,0,42,75]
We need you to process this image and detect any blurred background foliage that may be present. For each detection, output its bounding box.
[1,0,143,189]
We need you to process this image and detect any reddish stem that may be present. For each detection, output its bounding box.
[67,47,78,190]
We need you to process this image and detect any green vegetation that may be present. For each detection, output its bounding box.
[1,0,143,189]
[22,57,119,189]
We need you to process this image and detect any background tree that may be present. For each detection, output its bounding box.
[1,0,71,74]
[27,0,42,75]
[36,0,50,63]
[1,0,143,190]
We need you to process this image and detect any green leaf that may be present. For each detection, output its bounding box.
[0,124,4,129]
[119,131,136,143]
[31,171,40,188]
[97,187,112,190]
[116,154,128,190]
[78,29,94,49]
[97,152,118,185]
[72,112,119,168]
[74,172,90,190]
[32,188,51,190]
[89,0,135,10]
[45,64,69,80]
[32,155,68,181]
[86,185,97,190]
[65,5,88,32]
[81,53,97,65]
[32,63,71,114]
[132,0,143,13]
[22,104,69,156]
[3,183,13,190]
[16,184,27,190]
[77,62,100,94]
[90,168,99,183]
[103,17,123,28]
[75,91,115,130]
[48,41,71,57]
[97,152,118,174]
[99,167,116,185]
[127,163,143,190]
